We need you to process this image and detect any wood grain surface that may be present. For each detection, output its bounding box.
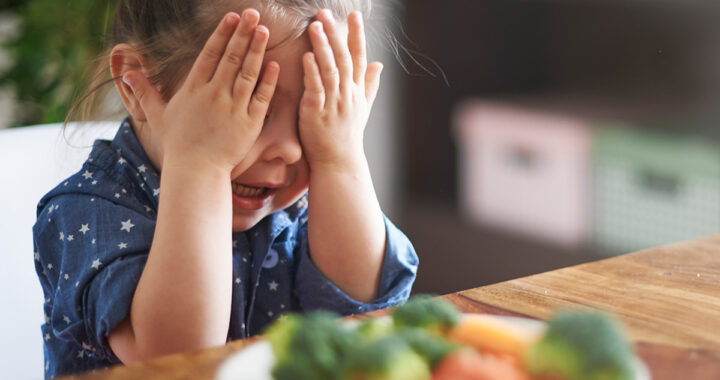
[61,234,720,380]
[455,234,720,380]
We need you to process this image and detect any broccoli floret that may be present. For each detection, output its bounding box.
[391,295,461,335]
[526,310,635,380]
[264,314,301,361]
[396,327,459,368]
[356,317,394,342]
[268,312,361,380]
[342,335,431,380]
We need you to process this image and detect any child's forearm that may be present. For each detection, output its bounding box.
[125,158,234,359]
[307,155,386,303]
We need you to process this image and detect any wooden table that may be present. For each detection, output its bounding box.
[64,235,720,380]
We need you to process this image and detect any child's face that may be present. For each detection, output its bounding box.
[227,14,330,232]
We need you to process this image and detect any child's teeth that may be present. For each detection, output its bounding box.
[232,183,267,197]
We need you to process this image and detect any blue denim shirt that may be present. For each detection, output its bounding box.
[33,119,418,378]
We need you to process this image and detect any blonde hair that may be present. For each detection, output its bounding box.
[66,0,375,124]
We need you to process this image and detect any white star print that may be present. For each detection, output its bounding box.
[59,232,64,241]
[121,188,127,194]
[120,219,135,232]
[75,281,79,287]
[92,180,98,185]
[79,224,90,235]
[242,257,247,262]
[138,164,147,173]
[118,242,128,249]
[233,240,237,248]
[45,333,51,341]
[64,274,69,280]
[77,350,84,359]
[268,311,274,317]
[118,157,127,164]
[44,314,50,324]
[82,342,95,352]
[144,205,152,213]
[91,259,102,270]
[90,198,95,202]
[91,238,96,244]
[77,183,82,187]
[64,181,68,186]
[34,251,39,261]
[280,304,285,309]
[268,281,279,291]
[67,235,74,242]
[63,315,71,324]
[82,170,93,179]
[235,278,241,284]
[114,193,121,198]
[47,263,53,270]
[153,188,160,196]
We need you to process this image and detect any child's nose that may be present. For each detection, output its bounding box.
[259,125,303,165]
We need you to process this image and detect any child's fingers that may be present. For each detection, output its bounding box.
[233,25,270,102]
[186,12,241,87]
[301,52,325,111]
[348,11,367,85]
[365,62,383,109]
[317,10,354,96]
[309,21,339,98]
[122,71,166,124]
[213,9,259,88]
[248,62,279,121]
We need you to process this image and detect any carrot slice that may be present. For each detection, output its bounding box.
[432,349,530,380]
[448,314,541,360]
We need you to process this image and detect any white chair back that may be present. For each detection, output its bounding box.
[0,121,119,379]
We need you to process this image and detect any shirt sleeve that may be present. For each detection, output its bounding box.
[294,215,418,315]
[34,194,153,361]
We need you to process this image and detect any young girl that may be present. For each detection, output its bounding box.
[33,0,418,377]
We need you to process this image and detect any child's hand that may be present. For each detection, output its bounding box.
[122,10,279,174]
[298,10,383,171]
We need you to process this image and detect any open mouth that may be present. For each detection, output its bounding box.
[232,183,269,198]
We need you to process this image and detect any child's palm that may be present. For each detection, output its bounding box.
[122,11,279,173]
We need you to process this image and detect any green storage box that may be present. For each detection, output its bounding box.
[592,127,720,254]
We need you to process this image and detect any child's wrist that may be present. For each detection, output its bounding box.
[308,150,368,176]
[162,152,233,180]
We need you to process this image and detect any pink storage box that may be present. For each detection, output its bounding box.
[454,101,591,247]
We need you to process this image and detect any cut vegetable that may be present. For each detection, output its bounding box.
[448,314,541,360]
[432,349,530,380]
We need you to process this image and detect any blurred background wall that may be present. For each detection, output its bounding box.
[396,0,720,294]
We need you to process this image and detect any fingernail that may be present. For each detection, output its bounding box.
[243,9,257,22]
[225,13,239,25]
[322,9,333,22]
[312,21,323,33]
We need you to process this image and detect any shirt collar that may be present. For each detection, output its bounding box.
[109,118,161,207]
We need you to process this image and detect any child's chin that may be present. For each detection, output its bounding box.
[231,214,263,232]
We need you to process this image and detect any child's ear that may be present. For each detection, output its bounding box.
[110,44,153,122]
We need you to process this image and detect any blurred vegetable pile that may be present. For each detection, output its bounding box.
[264,295,638,380]
[0,0,116,126]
